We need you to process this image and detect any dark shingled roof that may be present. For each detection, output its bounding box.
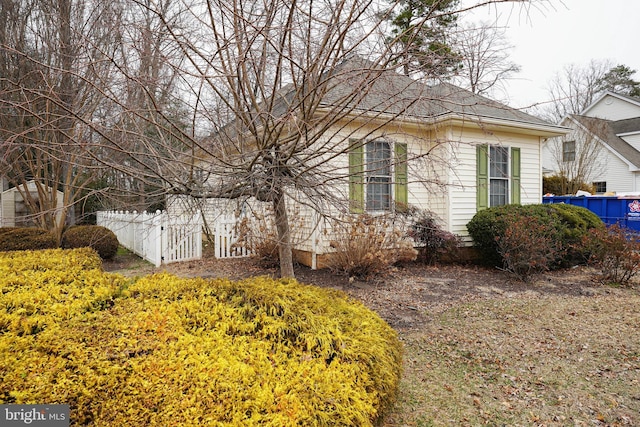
[610,117,640,135]
[571,114,640,169]
[214,56,563,143]
[319,57,555,128]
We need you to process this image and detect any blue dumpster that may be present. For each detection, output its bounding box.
[543,196,640,232]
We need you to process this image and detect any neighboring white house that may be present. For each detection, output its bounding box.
[0,180,65,227]
[542,91,640,194]
[172,58,567,268]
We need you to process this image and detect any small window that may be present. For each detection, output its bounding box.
[563,140,576,162]
[593,181,607,194]
[489,146,509,207]
[365,140,391,211]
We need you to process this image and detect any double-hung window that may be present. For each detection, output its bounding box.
[489,146,509,207]
[593,181,607,194]
[563,140,576,162]
[349,139,407,213]
[365,141,392,211]
[477,144,521,210]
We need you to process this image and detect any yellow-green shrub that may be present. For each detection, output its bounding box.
[0,247,103,273]
[0,251,402,426]
[0,248,126,336]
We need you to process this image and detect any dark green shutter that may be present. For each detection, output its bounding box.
[349,139,364,213]
[511,147,521,205]
[395,143,408,212]
[476,144,488,210]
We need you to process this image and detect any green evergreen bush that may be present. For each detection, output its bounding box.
[0,227,58,251]
[547,203,606,265]
[467,204,604,269]
[62,225,119,260]
[466,204,530,267]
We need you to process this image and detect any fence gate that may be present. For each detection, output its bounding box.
[97,210,203,267]
[214,215,250,259]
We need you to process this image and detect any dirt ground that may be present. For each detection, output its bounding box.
[102,251,621,331]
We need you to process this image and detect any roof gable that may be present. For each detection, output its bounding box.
[582,91,640,120]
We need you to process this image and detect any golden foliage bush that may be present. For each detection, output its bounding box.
[0,250,402,426]
[0,248,126,336]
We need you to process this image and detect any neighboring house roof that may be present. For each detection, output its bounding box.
[569,114,640,169]
[610,116,640,135]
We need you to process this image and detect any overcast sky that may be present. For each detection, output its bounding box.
[465,0,640,111]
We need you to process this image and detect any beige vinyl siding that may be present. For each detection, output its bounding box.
[448,128,543,240]
[177,117,553,259]
[541,138,557,175]
[1,189,14,227]
[405,128,449,230]
[0,182,65,228]
[306,123,451,255]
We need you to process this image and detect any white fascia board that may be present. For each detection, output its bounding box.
[329,108,569,138]
[458,115,570,138]
[616,130,640,137]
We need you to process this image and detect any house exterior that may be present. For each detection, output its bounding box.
[542,91,640,194]
[172,59,566,268]
[0,180,65,227]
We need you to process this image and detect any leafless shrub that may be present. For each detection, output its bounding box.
[582,224,640,286]
[496,213,562,281]
[327,214,417,280]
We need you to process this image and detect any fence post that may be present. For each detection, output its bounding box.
[195,211,203,260]
[161,211,169,266]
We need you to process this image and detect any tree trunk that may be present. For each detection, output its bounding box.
[273,188,295,279]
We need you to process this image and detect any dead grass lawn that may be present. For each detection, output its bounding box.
[104,253,640,426]
[383,293,640,426]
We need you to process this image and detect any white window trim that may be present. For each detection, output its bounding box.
[489,145,511,207]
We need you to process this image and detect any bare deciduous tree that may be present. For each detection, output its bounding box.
[542,59,614,123]
[0,0,189,235]
[0,0,119,240]
[451,21,521,99]
[2,0,554,278]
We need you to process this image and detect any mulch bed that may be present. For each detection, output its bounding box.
[103,254,617,331]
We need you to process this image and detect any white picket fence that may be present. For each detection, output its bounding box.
[213,215,251,258]
[97,210,203,267]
